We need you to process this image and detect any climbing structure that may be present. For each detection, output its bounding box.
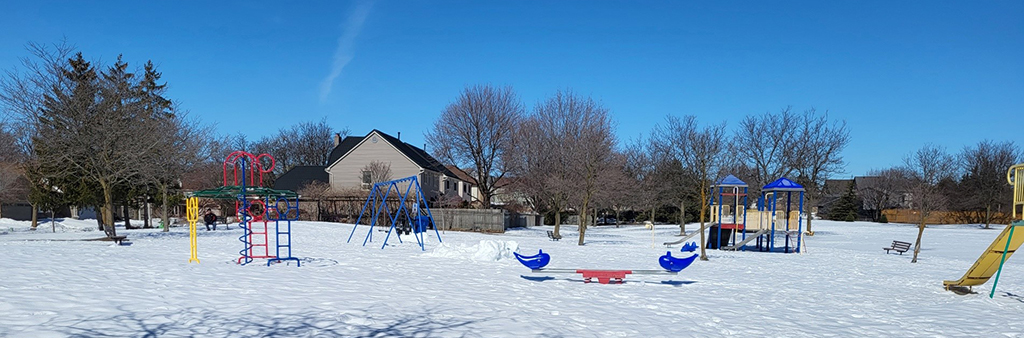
[757,177,805,253]
[708,174,748,250]
[190,151,300,266]
[346,176,442,251]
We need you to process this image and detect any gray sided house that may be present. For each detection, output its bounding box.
[324,129,471,202]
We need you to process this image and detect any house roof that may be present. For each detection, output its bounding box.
[762,177,805,192]
[445,166,475,183]
[273,165,329,192]
[715,174,748,187]
[325,129,457,177]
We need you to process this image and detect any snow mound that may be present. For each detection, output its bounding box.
[424,240,519,261]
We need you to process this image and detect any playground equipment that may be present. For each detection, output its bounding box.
[190,151,301,266]
[707,175,748,250]
[346,176,442,251]
[187,197,200,263]
[740,177,805,253]
[944,163,1024,296]
[515,243,699,284]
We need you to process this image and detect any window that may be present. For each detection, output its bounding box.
[361,171,371,189]
[464,184,468,193]
[445,180,450,190]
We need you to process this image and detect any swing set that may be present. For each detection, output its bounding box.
[346,176,442,251]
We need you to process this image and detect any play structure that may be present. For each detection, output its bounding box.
[346,175,442,251]
[707,175,749,250]
[189,151,301,266]
[701,176,805,253]
[944,163,1024,296]
[515,242,699,284]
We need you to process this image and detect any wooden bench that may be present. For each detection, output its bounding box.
[883,240,911,254]
[547,230,562,241]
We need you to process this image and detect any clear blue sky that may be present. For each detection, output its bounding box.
[2,1,1021,177]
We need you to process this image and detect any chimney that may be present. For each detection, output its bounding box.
[397,131,401,141]
[333,133,341,147]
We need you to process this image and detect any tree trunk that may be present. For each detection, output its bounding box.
[143,201,151,228]
[30,204,38,230]
[123,204,132,229]
[51,209,56,233]
[911,213,926,263]
[984,205,991,229]
[101,180,117,238]
[161,183,170,232]
[553,208,561,237]
[578,203,588,246]
[679,200,686,235]
[699,190,708,261]
[805,195,814,236]
[615,208,621,228]
[97,213,104,231]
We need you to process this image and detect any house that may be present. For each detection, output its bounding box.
[275,129,473,204]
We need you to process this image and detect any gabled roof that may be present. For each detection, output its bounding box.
[273,165,329,192]
[325,129,456,177]
[445,166,475,183]
[715,174,748,187]
[763,177,805,192]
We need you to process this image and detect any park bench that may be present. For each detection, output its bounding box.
[883,240,911,255]
[547,230,562,241]
[108,235,130,245]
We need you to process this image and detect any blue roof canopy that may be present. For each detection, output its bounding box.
[715,174,748,187]
[762,177,805,192]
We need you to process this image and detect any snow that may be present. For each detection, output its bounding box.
[1,218,1022,337]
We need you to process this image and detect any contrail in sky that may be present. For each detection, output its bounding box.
[319,1,373,103]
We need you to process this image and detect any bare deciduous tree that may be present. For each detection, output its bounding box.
[361,160,393,186]
[534,90,615,246]
[426,85,524,209]
[655,115,727,260]
[733,107,799,190]
[904,144,954,263]
[859,167,909,222]
[958,140,1022,228]
[791,109,850,235]
[507,117,568,234]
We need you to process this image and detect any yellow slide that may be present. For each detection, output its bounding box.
[943,222,1024,291]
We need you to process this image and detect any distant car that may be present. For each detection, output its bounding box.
[597,217,617,225]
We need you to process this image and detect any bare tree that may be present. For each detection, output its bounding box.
[859,167,909,222]
[426,85,524,209]
[791,109,850,234]
[534,90,615,245]
[507,116,569,234]
[655,115,727,260]
[622,137,661,228]
[361,160,393,186]
[958,140,1022,228]
[904,145,954,263]
[733,107,799,190]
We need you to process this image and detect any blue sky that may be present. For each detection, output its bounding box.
[1,1,1021,177]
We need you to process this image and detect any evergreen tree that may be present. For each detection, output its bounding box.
[829,180,859,222]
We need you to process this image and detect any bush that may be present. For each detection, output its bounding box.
[879,214,888,223]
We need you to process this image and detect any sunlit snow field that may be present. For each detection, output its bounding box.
[1,217,1021,337]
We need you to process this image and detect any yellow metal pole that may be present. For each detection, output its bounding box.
[187,197,200,263]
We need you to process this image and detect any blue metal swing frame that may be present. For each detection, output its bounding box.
[346,176,443,250]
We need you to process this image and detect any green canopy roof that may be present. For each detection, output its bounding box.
[188,185,298,199]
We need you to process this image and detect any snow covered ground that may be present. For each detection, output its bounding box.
[1,217,1022,337]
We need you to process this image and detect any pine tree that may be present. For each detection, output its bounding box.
[829,180,859,222]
